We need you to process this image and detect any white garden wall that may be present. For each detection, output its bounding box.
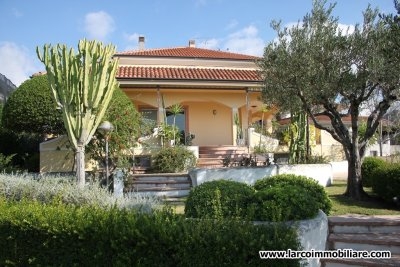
[189,163,333,187]
[255,210,328,267]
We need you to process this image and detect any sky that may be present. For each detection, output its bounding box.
[0,0,396,86]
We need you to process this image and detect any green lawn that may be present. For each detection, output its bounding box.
[326,180,400,216]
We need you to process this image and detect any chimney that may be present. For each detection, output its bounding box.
[138,36,145,51]
[188,39,195,48]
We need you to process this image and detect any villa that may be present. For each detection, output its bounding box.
[114,37,273,146]
[39,37,398,172]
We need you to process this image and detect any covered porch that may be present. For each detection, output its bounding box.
[123,87,274,147]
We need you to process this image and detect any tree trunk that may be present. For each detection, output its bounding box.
[76,144,86,188]
[344,144,369,200]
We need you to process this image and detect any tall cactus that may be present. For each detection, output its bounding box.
[289,111,308,164]
[37,40,119,187]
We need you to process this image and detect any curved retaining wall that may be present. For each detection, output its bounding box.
[189,163,333,187]
[255,210,328,267]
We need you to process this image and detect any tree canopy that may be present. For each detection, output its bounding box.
[88,88,141,169]
[2,75,63,135]
[259,0,400,199]
[1,74,141,174]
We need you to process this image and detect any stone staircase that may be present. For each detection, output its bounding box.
[124,173,192,202]
[197,146,248,168]
[322,215,400,267]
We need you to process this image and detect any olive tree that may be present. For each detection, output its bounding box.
[259,0,400,200]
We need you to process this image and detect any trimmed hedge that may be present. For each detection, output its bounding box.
[185,180,255,219]
[371,164,400,203]
[0,199,300,267]
[186,175,331,222]
[253,185,318,221]
[361,157,387,187]
[152,146,197,173]
[253,174,331,221]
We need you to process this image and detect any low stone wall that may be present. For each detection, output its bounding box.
[189,166,278,186]
[189,163,332,187]
[292,210,328,267]
[330,160,348,180]
[278,164,333,186]
[255,210,328,267]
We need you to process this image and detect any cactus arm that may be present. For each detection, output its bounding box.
[36,40,119,186]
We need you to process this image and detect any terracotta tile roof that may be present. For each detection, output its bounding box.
[116,47,259,60]
[117,66,262,82]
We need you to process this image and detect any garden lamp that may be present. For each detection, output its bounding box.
[98,121,114,187]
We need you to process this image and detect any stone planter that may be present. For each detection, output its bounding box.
[190,163,333,187]
[256,210,328,267]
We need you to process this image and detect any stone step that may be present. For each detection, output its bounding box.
[128,176,190,183]
[325,215,400,266]
[199,145,247,150]
[130,180,191,185]
[198,153,239,158]
[321,253,400,267]
[128,183,191,191]
[329,233,400,254]
[329,215,400,234]
[135,189,190,198]
[125,173,192,196]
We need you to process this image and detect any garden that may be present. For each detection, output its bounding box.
[1,1,400,265]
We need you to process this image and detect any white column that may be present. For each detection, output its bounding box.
[157,87,164,125]
[245,89,250,146]
[232,107,239,146]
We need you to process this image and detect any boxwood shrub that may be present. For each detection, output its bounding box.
[253,174,332,221]
[152,146,197,173]
[361,157,387,187]
[185,180,256,219]
[0,199,301,267]
[371,164,400,204]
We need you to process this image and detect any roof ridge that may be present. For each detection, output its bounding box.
[115,46,259,60]
[118,64,258,70]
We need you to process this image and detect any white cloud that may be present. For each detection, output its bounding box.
[337,23,355,36]
[84,11,115,40]
[123,32,140,42]
[223,25,265,56]
[0,42,41,86]
[122,32,146,51]
[195,0,207,7]
[225,19,238,30]
[198,38,220,50]
[12,8,23,18]
[197,25,265,56]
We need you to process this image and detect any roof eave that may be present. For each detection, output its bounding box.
[117,78,263,89]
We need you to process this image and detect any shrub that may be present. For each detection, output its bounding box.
[2,75,64,135]
[185,180,256,219]
[0,153,18,173]
[371,164,400,203]
[152,146,197,173]
[0,173,161,212]
[361,157,387,187]
[0,201,301,266]
[253,174,331,221]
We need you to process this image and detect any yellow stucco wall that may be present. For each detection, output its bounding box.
[312,129,345,161]
[124,88,262,146]
[40,135,98,173]
[188,101,232,145]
